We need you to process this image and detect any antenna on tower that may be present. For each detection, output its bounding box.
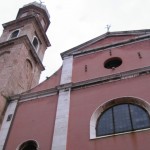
[105,24,111,32]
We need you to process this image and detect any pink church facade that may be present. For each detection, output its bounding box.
[1,2,150,150]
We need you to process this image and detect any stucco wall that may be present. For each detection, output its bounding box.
[68,75,150,150]
[73,40,150,83]
[5,95,58,150]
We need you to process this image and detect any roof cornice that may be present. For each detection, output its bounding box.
[9,65,150,102]
[61,29,150,58]
[0,35,45,71]
[73,33,150,57]
[2,15,51,47]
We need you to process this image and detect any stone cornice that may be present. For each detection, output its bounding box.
[9,65,150,102]
[72,65,150,89]
[61,31,150,58]
[57,83,72,90]
[10,88,58,102]
[3,15,50,47]
[0,35,45,71]
[72,34,150,57]
[0,41,14,49]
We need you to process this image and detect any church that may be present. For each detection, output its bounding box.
[0,2,150,150]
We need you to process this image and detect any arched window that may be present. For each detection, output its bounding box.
[32,37,39,51]
[10,29,20,39]
[96,103,150,137]
[18,140,38,150]
[25,59,33,89]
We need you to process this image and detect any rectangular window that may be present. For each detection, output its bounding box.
[7,114,12,121]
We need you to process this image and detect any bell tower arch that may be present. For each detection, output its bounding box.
[0,2,50,124]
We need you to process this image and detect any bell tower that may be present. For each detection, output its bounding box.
[0,2,50,123]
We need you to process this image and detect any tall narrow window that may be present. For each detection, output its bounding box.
[18,140,38,150]
[96,103,150,137]
[32,37,39,52]
[25,59,33,89]
[10,29,20,39]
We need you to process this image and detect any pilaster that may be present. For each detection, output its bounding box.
[52,56,73,150]
[0,100,18,150]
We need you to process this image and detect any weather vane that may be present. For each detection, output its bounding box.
[39,0,44,7]
[105,24,111,32]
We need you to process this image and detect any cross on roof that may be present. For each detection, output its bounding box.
[106,25,111,32]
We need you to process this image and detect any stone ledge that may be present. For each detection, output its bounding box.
[9,66,150,101]
[3,15,50,47]
[0,35,45,71]
[73,34,150,57]
[72,65,150,89]
[61,29,150,58]
[10,88,57,101]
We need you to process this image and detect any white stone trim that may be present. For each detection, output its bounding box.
[18,92,57,103]
[71,34,150,58]
[51,89,71,150]
[90,96,150,139]
[91,127,150,140]
[60,56,73,84]
[52,55,73,150]
[0,100,18,150]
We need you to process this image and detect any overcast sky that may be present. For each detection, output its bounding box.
[0,0,150,82]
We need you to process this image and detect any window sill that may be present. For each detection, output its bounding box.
[90,127,150,140]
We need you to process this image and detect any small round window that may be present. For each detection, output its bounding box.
[104,57,122,69]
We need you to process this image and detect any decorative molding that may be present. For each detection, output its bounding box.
[8,65,150,102]
[3,15,50,47]
[72,65,150,90]
[73,34,150,57]
[11,88,57,102]
[91,127,150,140]
[0,35,45,71]
[57,83,72,90]
[0,41,14,49]
[61,32,150,58]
